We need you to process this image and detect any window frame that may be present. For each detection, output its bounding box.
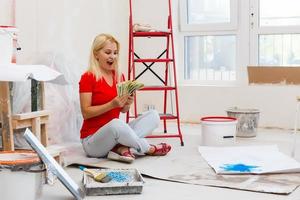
[178,31,241,86]
[179,0,238,32]
[178,0,241,86]
[249,0,300,65]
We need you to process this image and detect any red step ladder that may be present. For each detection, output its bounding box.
[127,0,184,146]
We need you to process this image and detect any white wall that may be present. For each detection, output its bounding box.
[0,0,14,26]
[15,0,128,69]
[13,0,300,130]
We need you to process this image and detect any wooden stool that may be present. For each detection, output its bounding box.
[1,81,50,150]
[11,110,50,147]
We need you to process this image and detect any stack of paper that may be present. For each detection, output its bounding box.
[198,145,300,174]
[117,80,144,97]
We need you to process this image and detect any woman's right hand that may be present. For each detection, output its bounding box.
[111,95,129,108]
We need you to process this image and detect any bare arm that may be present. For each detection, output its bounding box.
[80,92,129,120]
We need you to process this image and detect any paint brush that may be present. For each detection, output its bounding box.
[79,166,111,183]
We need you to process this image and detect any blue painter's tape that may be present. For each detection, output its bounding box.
[220,163,260,173]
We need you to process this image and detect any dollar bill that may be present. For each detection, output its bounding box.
[117,80,144,97]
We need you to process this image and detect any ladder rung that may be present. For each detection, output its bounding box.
[134,58,173,63]
[133,31,171,37]
[146,134,181,139]
[129,113,177,120]
[159,113,178,120]
[140,86,176,91]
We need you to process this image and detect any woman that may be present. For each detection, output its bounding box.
[79,33,171,163]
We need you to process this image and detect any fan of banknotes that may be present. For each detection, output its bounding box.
[117,80,144,97]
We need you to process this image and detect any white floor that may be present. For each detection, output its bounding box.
[1,123,298,200]
[35,124,300,200]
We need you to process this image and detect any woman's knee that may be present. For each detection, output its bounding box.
[109,118,129,132]
[146,110,160,127]
[110,118,126,126]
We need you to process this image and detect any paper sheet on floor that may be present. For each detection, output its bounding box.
[198,145,300,174]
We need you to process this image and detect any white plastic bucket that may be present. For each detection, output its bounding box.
[0,26,16,65]
[0,150,44,200]
[226,107,260,137]
[201,116,237,146]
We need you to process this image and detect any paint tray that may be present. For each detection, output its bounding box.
[83,168,144,196]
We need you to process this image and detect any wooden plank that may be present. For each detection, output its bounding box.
[12,110,50,120]
[0,82,14,151]
[248,66,300,85]
[41,124,48,147]
[12,116,48,129]
[32,117,41,141]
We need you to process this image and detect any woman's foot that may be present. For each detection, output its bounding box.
[107,145,135,163]
[146,143,172,156]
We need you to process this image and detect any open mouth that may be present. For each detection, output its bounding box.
[107,60,114,65]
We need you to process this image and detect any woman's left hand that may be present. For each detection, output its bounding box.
[125,94,134,106]
[120,94,134,113]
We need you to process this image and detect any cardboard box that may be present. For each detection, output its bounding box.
[247,66,300,85]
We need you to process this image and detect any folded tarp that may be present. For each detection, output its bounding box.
[0,64,67,84]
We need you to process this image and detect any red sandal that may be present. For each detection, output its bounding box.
[148,143,172,156]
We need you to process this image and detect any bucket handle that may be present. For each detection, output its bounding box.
[223,136,234,139]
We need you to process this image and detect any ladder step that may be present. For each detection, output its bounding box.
[133,31,171,37]
[134,58,173,63]
[129,113,177,120]
[140,86,176,91]
[159,113,178,120]
[146,134,181,139]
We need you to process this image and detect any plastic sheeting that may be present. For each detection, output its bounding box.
[0,64,67,84]
[0,64,67,83]
[11,52,85,146]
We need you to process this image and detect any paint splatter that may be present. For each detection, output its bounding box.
[220,163,260,173]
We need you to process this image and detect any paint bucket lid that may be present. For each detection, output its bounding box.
[0,150,41,169]
[201,116,237,123]
[0,25,18,32]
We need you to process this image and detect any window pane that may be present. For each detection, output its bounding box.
[184,35,236,81]
[260,0,300,26]
[259,34,300,66]
[187,0,230,24]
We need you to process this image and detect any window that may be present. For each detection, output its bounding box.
[259,34,300,66]
[187,0,230,24]
[260,0,300,26]
[184,35,236,81]
[180,0,300,85]
[179,0,238,84]
[180,0,238,31]
[250,0,300,66]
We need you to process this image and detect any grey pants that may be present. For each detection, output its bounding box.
[81,110,160,158]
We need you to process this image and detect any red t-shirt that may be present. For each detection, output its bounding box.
[79,72,123,139]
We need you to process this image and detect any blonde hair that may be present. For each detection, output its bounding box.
[87,33,120,81]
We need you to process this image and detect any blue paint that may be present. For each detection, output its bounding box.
[220,163,260,173]
[107,171,130,182]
